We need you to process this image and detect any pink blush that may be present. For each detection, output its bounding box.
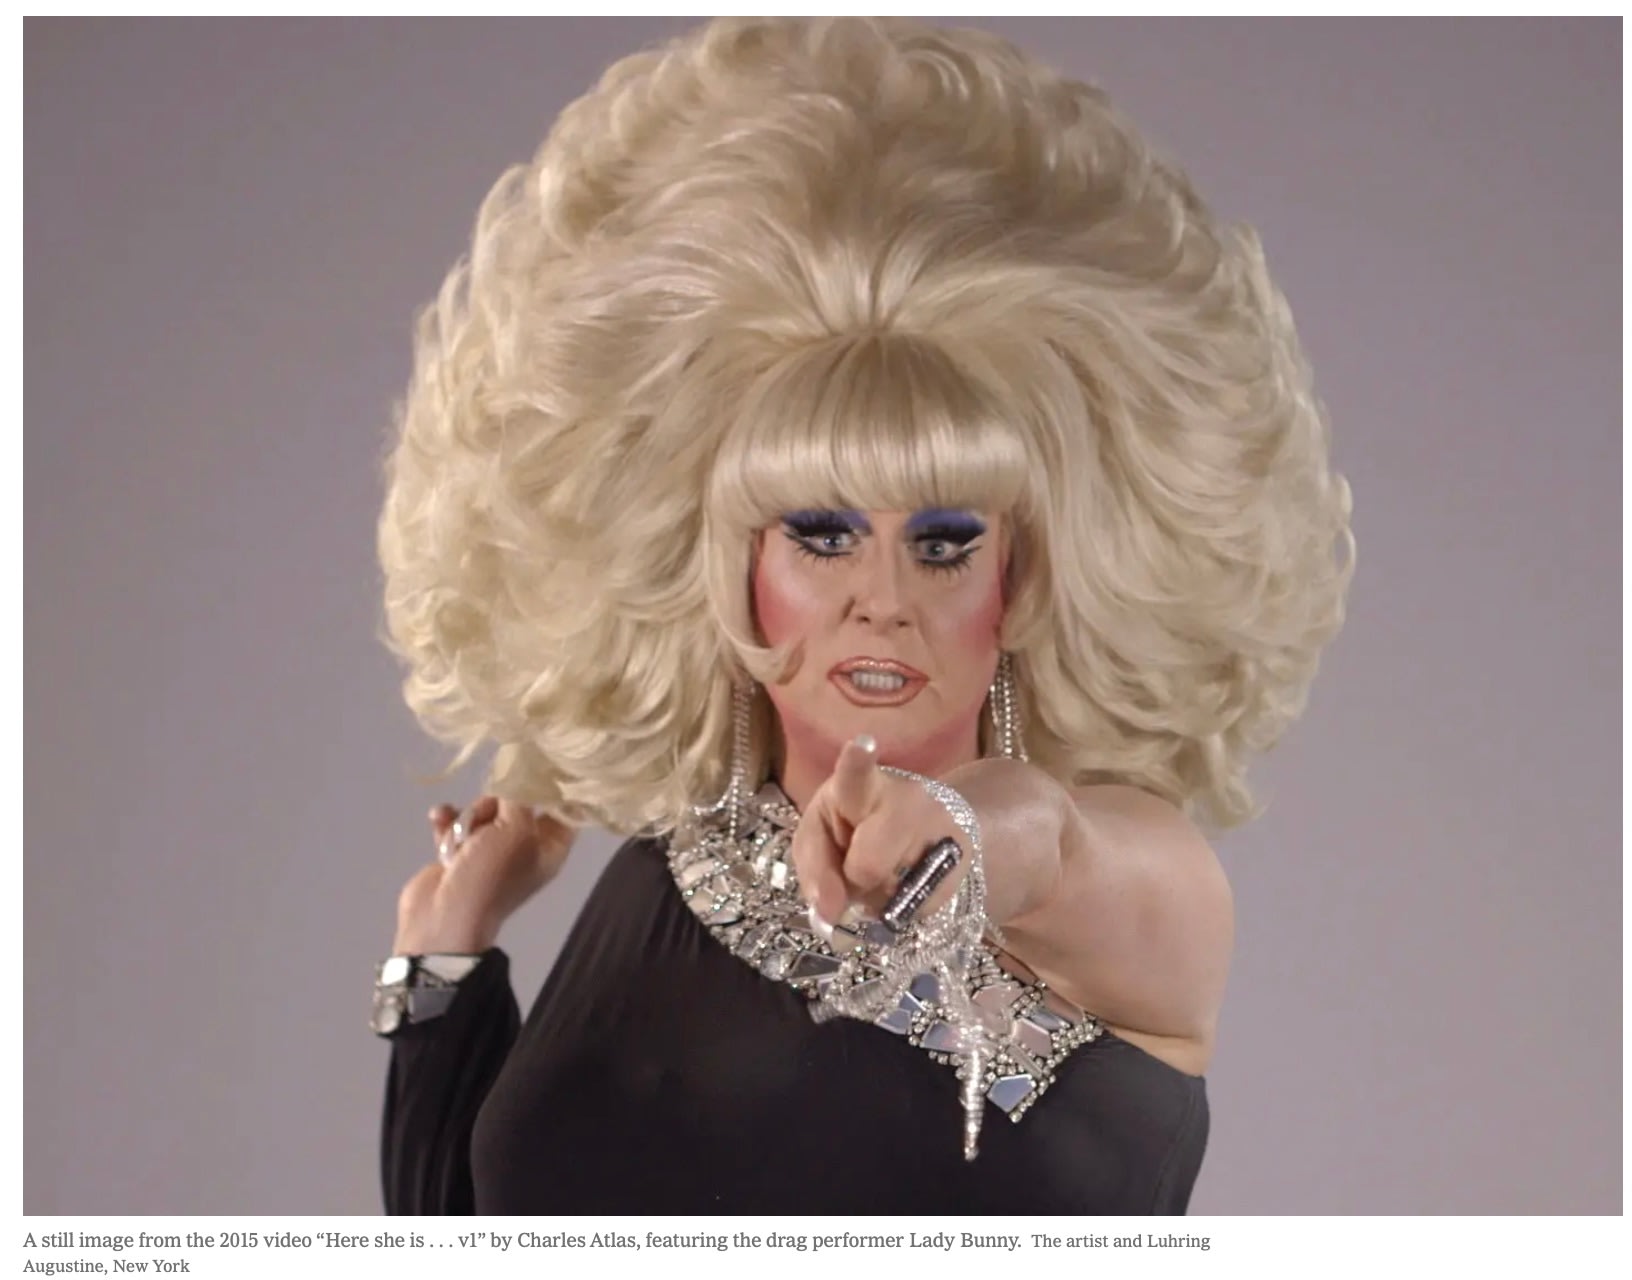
[950,566,1007,652]
[751,557,797,645]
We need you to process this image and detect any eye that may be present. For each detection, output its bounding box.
[781,515,859,563]
[914,524,982,576]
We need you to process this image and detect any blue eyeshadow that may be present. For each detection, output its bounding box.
[907,508,985,536]
[783,509,870,532]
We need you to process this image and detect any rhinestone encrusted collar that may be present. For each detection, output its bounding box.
[666,779,1104,1129]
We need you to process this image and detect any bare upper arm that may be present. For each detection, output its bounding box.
[1004,783,1234,1070]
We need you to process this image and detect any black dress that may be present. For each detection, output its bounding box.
[381,835,1209,1215]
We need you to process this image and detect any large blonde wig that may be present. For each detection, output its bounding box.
[376,16,1355,838]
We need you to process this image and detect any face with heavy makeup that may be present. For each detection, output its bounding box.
[751,506,1010,810]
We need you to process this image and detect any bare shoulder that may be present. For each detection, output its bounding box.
[1071,782,1204,833]
[1079,780,1234,920]
[1062,783,1235,1073]
[1071,784,1231,891]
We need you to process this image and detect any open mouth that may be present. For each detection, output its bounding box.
[830,670,926,706]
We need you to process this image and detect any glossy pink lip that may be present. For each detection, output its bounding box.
[828,660,928,708]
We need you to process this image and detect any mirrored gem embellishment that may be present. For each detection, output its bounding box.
[909,972,941,1004]
[668,778,1105,1144]
[921,1020,962,1053]
[846,978,883,1008]
[1017,1019,1054,1060]
[785,952,841,982]
[987,1074,1035,1113]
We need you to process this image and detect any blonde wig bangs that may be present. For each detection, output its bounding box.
[704,331,1038,645]
[376,16,1355,838]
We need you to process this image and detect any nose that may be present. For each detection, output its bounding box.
[849,544,912,630]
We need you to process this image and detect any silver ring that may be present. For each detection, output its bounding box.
[881,836,963,932]
[438,810,472,867]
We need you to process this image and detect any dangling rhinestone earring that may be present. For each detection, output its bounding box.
[988,652,1028,762]
[725,677,755,841]
[689,676,758,841]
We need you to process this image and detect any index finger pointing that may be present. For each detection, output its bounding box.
[830,733,882,827]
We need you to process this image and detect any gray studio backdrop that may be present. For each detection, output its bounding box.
[26,18,1620,1215]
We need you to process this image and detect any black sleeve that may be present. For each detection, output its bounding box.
[380,948,520,1215]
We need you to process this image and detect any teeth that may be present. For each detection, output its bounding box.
[846,671,908,691]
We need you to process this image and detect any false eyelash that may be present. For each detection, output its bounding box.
[912,540,979,576]
[782,515,858,542]
[786,539,849,567]
[780,517,857,564]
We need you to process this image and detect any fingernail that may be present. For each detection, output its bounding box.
[854,734,876,753]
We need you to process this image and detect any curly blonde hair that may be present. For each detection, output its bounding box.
[376,16,1355,838]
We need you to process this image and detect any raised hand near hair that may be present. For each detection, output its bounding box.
[392,797,577,955]
[788,735,968,927]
